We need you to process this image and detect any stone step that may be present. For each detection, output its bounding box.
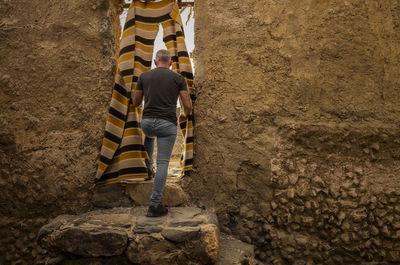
[38,207,220,265]
[125,179,189,207]
[92,178,189,208]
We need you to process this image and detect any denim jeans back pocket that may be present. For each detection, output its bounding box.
[140,118,154,137]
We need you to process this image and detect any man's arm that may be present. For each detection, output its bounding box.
[132,90,143,107]
[179,90,192,118]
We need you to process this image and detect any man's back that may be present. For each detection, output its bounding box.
[131,49,193,217]
[137,67,187,125]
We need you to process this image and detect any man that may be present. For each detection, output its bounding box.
[132,49,192,217]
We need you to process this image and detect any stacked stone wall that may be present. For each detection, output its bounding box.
[233,125,400,264]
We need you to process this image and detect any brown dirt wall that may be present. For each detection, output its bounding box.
[1,0,400,264]
[0,0,122,263]
[185,0,400,264]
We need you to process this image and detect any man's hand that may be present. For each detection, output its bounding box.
[179,114,187,123]
[132,90,144,107]
[179,90,192,117]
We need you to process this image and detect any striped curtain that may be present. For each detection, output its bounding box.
[95,0,195,186]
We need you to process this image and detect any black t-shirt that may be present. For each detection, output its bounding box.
[136,67,188,125]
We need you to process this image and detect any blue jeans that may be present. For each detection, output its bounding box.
[141,118,177,205]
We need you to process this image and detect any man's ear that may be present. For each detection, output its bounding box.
[154,59,158,67]
[169,60,173,67]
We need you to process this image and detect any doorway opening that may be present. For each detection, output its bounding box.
[119,0,195,180]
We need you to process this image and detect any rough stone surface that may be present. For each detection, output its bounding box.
[0,0,121,264]
[185,0,400,264]
[126,181,190,206]
[92,183,129,209]
[60,256,132,265]
[200,224,221,263]
[38,208,133,257]
[38,207,220,264]
[161,226,200,243]
[217,234,256,265]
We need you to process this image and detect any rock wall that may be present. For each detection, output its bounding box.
[186,0,400,264]
[2,0,400,264]
[0,0,121,263]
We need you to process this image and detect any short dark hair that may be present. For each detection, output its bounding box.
[155,49,171,62]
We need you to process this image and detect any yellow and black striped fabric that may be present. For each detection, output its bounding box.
[95,0,195,186]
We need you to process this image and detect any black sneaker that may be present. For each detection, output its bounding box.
[146,204,168,217]
[145,167,154,181]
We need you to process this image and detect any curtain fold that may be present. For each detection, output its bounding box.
[95,0,195,186]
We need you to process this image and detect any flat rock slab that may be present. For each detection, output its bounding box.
[38,207,219,265]
[217,234,256,265]
[126,181,189,206]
